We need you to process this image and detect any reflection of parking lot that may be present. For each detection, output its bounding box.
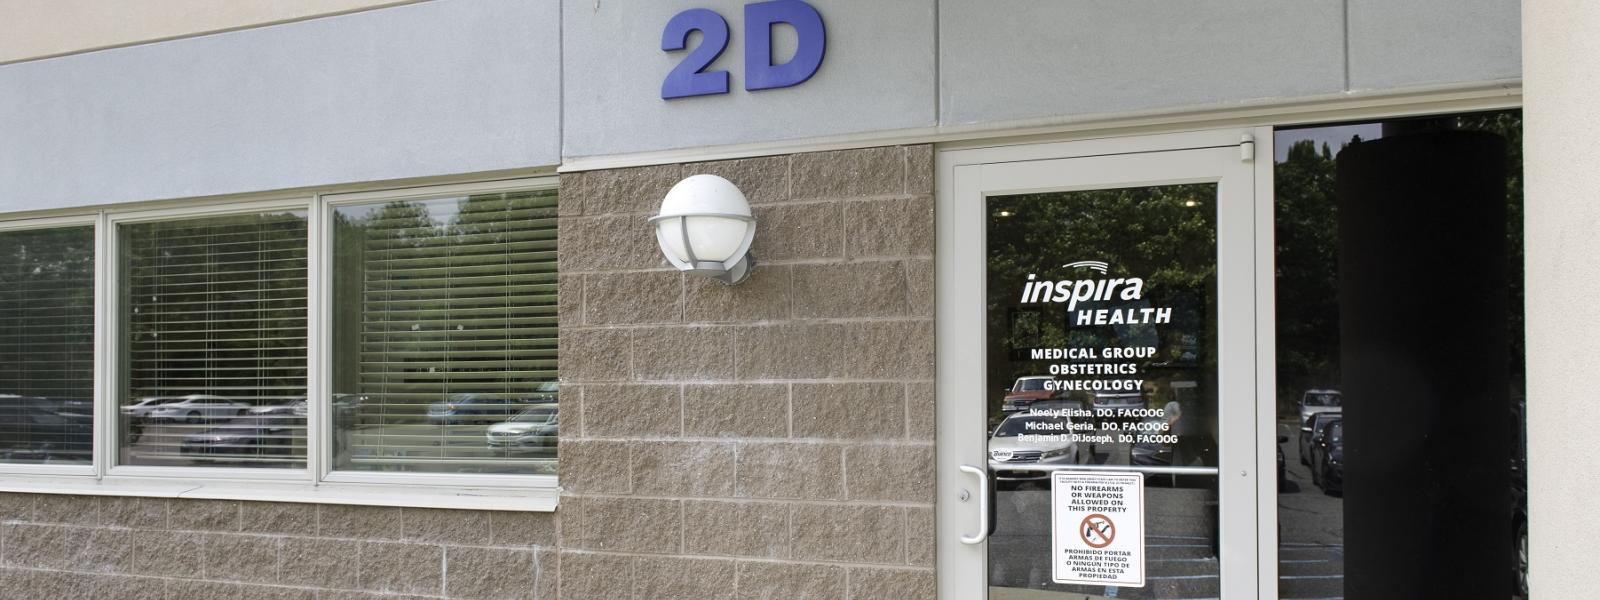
[340,422,557,474]
[990,482,1220,600]
[990,430,1223,600]
[122,419,558,474]
[987,423,1347,599]
[123,419,306,468]
[1277,419,1345,599]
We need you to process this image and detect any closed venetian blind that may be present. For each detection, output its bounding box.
[332,190,559,475]
[119,212,308,468]
[0,226,95,464]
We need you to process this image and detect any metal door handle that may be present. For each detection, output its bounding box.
[959,464,989,545]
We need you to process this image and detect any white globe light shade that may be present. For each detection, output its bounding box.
[650,174,757,284]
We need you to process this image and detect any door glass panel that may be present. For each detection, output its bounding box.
[986,184,1220,599]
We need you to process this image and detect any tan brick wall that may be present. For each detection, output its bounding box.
[0,493,557,598]
[0,145,936,599]
[556,145,937,599]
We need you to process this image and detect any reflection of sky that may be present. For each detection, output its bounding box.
[335,196,466,226]
[1274,124,1383,163]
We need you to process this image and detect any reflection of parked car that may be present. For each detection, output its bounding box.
[1131,416,1172,466]
[428,394,517,425]
[180,424,295,457]
[247,398,307,427]
[1093,391,1143,412]
[148,395,249,424]
[123,396,183,419]
[1277,435,1288,488]
[526,382,560,403]
[0,399,92,461]
[1093,391,1144,428]
[1299,411,1342,466]
[1511,398,1528,598]
[1298,389,1342,427]
[332,394,363,427]
[1310,419,1343,495]
[123,396,186,443]
[486,405,559,450]
[1001,376,1057,413]
[988,411,1081,488]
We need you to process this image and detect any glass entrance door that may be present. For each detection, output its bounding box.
[937,130,1271,600]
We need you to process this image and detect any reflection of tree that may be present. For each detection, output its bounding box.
[124,214,308,403]
[1274,139,1342,415]
[1458,112,1525,396]
[986,185,1218,417]
[0,227,95,401]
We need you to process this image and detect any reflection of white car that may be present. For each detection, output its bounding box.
[1298,389,1342,426]
[122,397,183,419]
[988,411,1082,487]
[147,395,249,424]
[486,405,559,450]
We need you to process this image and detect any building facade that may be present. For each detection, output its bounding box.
[0,1,1589,599]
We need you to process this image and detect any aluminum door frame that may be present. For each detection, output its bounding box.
[934,127,1278,599]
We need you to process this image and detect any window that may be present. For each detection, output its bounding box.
[0,180,559,506]
[1273,111,1525,598]
[330,190,560,475]
[117,211,309,469]
[0,225,95,465]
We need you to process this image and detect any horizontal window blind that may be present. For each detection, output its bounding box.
[0,226,95,465]
[119,212,308,469]
[332,190,559,475]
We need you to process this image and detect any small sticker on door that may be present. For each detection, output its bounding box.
[1052,471,1145,587]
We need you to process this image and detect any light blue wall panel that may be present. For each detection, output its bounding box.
[1347,0,1520,90]
[562,0,936,158]
[938,0,1346,126]
[0,0,560,212]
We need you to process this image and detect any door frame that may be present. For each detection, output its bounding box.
[934,127,1278,599]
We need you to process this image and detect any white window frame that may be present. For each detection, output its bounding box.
[0,213,102,478]
[317,177,563,490]
[0,176,561,511]
[102,197,317,482]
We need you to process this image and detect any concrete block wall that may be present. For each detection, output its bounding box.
[0,145,937,599]
[0,494,558,599]
[555,145,938,599]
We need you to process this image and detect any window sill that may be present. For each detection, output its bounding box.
[0,475,559,512]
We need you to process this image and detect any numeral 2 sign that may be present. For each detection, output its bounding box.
[661,0,826,100]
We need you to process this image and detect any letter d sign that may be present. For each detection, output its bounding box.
[744,0,825,91]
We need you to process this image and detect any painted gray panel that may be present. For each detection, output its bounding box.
[562,0,936,158]
[1347,0,1520,90]
[0,0,559,212]
[939,0,1345,126]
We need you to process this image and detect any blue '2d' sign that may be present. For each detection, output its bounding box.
[661,0,826,99]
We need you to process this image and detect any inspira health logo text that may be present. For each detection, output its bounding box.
[1018,262,1173,326]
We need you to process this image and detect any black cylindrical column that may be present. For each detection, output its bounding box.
[1336,129,1510,600]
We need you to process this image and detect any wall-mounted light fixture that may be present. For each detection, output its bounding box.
[649,174,756,285]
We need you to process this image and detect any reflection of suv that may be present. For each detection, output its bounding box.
[1002,376,1057,413]
[0,398,93,461]
[1298,389,1342,426]
[1092,392,1144,427]
[1092,392,1143,412]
